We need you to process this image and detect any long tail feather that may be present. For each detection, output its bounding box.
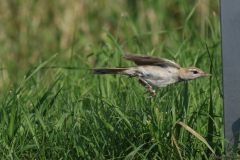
[93,67,130,74]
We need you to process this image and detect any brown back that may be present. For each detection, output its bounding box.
[123,54,181,69]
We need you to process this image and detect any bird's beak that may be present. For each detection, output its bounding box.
[203,73,213,77]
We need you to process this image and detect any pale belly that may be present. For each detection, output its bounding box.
[135,66,180,87]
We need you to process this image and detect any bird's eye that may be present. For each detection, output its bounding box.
[193,70,198,74]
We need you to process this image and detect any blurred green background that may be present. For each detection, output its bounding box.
[0,0,219,85]
[0,0,224,159]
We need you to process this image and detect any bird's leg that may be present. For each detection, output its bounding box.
[137,75,156,98]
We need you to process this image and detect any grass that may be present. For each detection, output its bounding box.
[0,0,234,159]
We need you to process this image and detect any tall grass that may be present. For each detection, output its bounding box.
[0,0,228,159]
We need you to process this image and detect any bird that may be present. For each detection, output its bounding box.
[93,54,212,98]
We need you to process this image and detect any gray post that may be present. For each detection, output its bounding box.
[220,0,240,152]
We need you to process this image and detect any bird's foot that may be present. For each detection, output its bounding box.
[143,88,156,98]
[137,74,156,98]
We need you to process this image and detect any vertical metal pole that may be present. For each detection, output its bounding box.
[220,0,240,152]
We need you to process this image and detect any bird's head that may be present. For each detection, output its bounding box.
[180,67,212,80]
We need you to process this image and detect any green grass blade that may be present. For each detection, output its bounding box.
[22,112,39,148]
[124,143,146,160]
[173,121,215,155]
[34,75,63,111]
[24,53,58,84]
[55,113,69,132]
[143,142,159,160]
[123,17,133,53]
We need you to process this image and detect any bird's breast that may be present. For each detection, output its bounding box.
[136,65,180,87]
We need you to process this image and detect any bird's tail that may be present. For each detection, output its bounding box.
[93,67,130,74]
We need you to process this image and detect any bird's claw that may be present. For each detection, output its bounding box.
[137,75,156,98]
[143,90,150,94]
[143,89,156,98]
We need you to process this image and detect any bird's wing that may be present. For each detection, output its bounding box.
[123,54,181,69]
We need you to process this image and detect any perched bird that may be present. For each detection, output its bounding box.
[93,54,212,98]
